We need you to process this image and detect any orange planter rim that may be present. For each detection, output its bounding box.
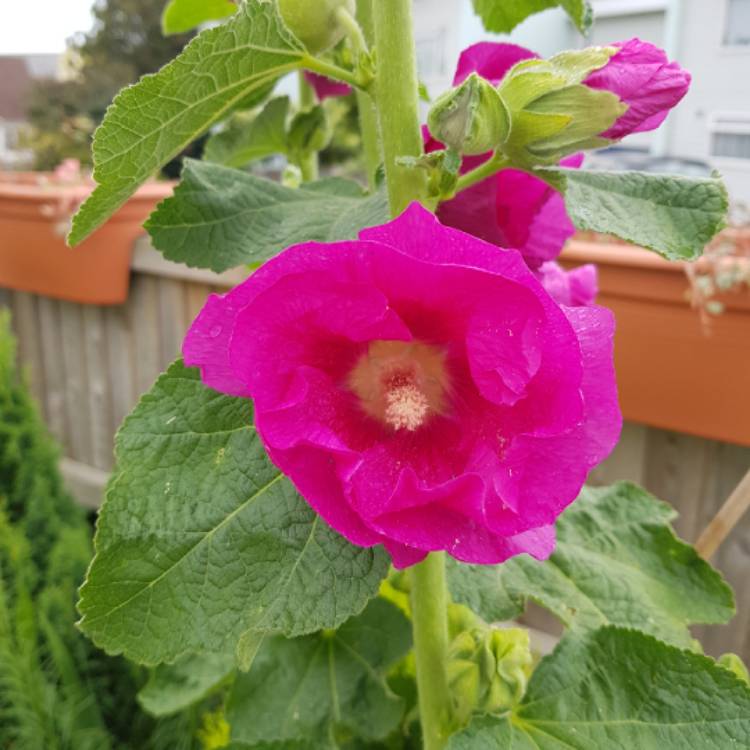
[0,171,175,204]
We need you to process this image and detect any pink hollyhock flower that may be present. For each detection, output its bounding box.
[453,38,690,145]
[183,205,621,568]
[537,262,598,307]
[428,38,690,270]
[304,71,352,101]
[584,38,691,140]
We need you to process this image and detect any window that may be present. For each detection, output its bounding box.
[711,114,750,161]
[725,0,750,46]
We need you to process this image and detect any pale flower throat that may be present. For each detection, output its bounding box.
[348,341,449,431]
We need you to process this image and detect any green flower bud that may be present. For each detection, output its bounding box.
[427,73,509,156]
[497,46,627,166]
[483,628,532,713]
[447,611,533,727]
[278,0,356,54]
[288,105,332,156]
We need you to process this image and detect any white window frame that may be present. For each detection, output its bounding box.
[591,0,668,18]
[721,0,750,51]
[709,112,750,169]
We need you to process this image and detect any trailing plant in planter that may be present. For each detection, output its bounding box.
[67,1,748,748]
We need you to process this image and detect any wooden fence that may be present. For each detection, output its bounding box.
[1,237,749,659]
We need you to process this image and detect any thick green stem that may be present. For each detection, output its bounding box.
[369,7,451,746]
[410,553,452,750]
[371,0,428,215]
[355,0,381,189]
[297,72,319,182]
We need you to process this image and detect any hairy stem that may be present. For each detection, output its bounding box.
[371,0,427,215]
[355,0,381,189]
[410,553,453,750]
[297,72,319,182]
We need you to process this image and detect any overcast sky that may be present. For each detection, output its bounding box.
[2,0,95,55]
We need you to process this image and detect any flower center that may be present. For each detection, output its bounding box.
[348,340,449,431]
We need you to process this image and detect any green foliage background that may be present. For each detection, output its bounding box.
[0,312,209,749]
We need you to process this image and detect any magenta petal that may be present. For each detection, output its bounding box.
[183,290,255,398]
[263,440,384,548]
[186,204,620,568]
[585,38,691,140]
[384,540,428,569]
[454,41,538,86]
[303,71,352,101]
[537,262,599,307]
[488,304,620,535]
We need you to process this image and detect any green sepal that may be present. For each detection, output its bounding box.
[498,46,625,166]
[397,148,462,201]
[447,605,532,729]
[427,73,509,156]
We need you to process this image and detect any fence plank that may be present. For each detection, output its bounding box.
[588,422,648,487]
[130,274,164,396]
[158,277,186,367]
[59,301,92,463]
[82,305,115,471]
[643,429,716,541]
[9,291,46,406]
[36,296,70,447]
[184,281,211,331]
[103,303,137,434]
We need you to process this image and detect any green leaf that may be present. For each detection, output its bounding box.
[77,361,389,665]
[162,0,237,35]
[448,483,734,647]
[204,96,290,168]
[137,652,234,716]
[472,0,592,35]
[227,598,411,745]
[68,0,307,246]
[448,627,750,749]
[446,559,523,624]
[541,167,729,261]
[146,159,390,272]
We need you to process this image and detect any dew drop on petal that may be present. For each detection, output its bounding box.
[209,325,222,338]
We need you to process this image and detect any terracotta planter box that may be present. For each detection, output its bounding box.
[561,238,750,447]
[0,172,174,305]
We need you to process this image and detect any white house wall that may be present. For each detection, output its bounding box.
[671,0,750,203]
